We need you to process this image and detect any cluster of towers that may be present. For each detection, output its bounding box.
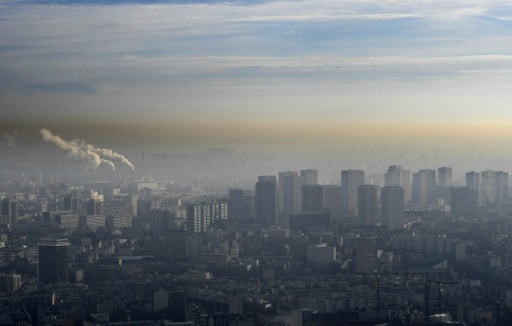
[250,166,510,230]
[252,167,406,230]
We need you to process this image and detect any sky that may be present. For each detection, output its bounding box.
[2,0,512,149]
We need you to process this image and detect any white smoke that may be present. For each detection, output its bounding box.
[88,145,135,171]
[40,129,116,171]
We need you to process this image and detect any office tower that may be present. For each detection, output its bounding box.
[466,171,480,206]
[437,167,453,187]
[355,236,378,274]
[86,198,104,216]
[165,229,188,261]
[63,195,79,211]
[496,171,509,204]
[481,170,497,206]
[137,199,160,219]
[254,176,277,226]
[384,165,411,203]
[307,244,336,267]
[322,185,341,224]
[227,190,255,222]
[412,169,436,204]
[341,170,364,216]
[450,187,478,216]
[1,198,18,229]
[278,171,301,214]
[228,188,245,219]
[38,238,70,285]
[381,186,404,230]
[302,184,324,212]
[357,185,378,227]
[0,273,21,294]
[186,200,228,233]
[79,214,105,231]
[150,208,175,237]
[300,169,319,186]
[104,195,135,230]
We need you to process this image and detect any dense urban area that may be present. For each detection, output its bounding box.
[1,146,512,326]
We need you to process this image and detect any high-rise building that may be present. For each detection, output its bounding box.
[480,170,504,206]
[1,198,18,229]
[254,176,277,226]
[381,186,404,230]
[104,195,135,230]
[228,189,255,222]
[86,198,104,216]
[496,171,509,204]
[450,187,478,216]
[137,199,160,219]
[300,169,319,186]
[437,167,453,187]
[412,169,436,204]
[278,171,301,214]
[38,238,70,285]
[322,185,341,224]
[302,184,324,212]
[0,273,21,294]
[165,229,188,261]
[150,208,175,237]
[63,195,79,211]
[357,185,378,227]
[186,200,228,233]
[466,171,480,206]
[355,236,378,274]
[341,170,364,216]
[384,165,411,203]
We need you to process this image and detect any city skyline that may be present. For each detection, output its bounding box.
[2,0,512,149]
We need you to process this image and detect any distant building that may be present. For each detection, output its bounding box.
[322,185,341,224]
[278,171,301,214]
[341,170,364,216]
[63,195,79,211]
[228,188,253,222]
[38,238,70,285]
[480,170,508,206]
[137,199,160,219]
[1,198,18,229]
[355,236,378,274]
[451,187,478,216]
[302,184,324,212]
[307,244,336,267]
[165,229,188,261]
[381,186,404,230]
[86,198,104,216]
[104,195,134,230]
[357,185,378,227]
[150,208,175,237]
[187,200,228,233]
[437,167,453,187]
[384,165,411,203]
[0,273,21,294]
[466,171,480,206]
[300,169,319,186]
[412,169,436,204]
[254,176,277,226]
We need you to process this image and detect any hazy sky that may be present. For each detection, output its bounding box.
[2,0,512,145]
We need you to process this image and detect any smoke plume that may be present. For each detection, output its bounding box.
[40,129,116,171]
[88,145,135,171]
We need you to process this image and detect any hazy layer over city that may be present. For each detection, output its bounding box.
[2,0,512,183]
